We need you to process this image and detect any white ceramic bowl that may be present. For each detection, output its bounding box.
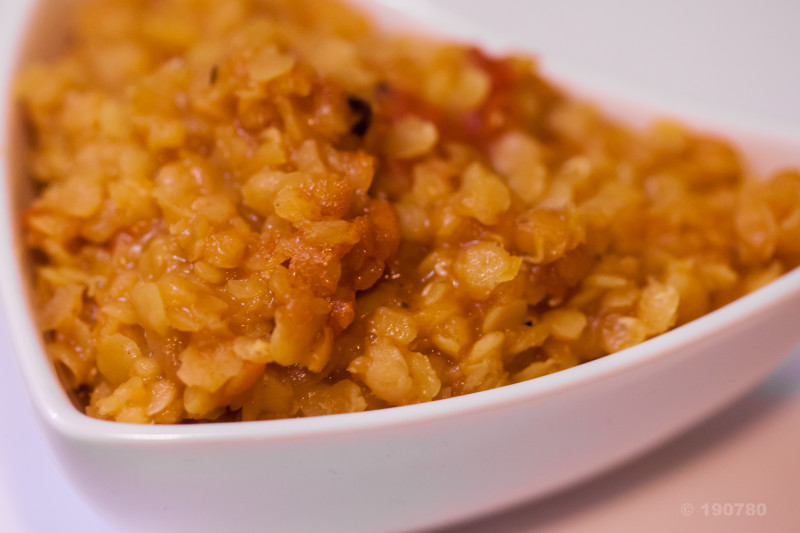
[2,2,800,532]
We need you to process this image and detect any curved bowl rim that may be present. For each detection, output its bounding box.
[2,0,800,446]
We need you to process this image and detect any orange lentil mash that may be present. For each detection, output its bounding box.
[17,0,800,423]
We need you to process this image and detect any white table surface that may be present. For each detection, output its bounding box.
[2,1,800,532]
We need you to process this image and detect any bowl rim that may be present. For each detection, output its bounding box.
[4,253,800,444]
[358,0,800,145]
[2,0,800,446]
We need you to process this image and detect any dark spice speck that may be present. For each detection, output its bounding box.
[347,96,372,137]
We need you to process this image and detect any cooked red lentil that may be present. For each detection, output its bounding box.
[18,0,800,423]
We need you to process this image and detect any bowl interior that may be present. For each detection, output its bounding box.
[3,0,800,442]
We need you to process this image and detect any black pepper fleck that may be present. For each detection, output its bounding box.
[347,96,372,137]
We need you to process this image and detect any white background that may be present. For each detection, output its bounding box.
[2,1,800,532]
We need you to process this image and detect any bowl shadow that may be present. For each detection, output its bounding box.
[433,346,800,533]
